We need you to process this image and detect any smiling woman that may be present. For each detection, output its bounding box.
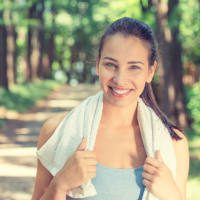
[31,17,189,200]
[96,34,156,107]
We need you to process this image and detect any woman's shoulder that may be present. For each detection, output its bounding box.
[171,128,189,178]
[171,128,189,156]
[171,128,189,148]
[37,112,67,149]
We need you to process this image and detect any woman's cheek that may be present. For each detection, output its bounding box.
[101,68,114,79]
[130,73,146,86]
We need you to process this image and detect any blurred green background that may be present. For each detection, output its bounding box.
[0,0,199,199]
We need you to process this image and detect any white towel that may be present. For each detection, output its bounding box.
[36,90,176,199]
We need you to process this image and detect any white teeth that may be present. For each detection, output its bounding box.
[112,88,130,94]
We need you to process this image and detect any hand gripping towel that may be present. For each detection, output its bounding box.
[36,91,176,199]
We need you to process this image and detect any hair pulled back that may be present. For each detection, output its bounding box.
[97,17,181,140]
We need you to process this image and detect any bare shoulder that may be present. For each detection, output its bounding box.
[32,113,67,200]
[172,128,189,149]
[171,128,189,199]
[37,112,67,149]
[171,128,189,162]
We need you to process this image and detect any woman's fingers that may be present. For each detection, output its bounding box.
[142,178,151,188]
[142,171,154,181]
[145,156,161,168]
[76,150,96,159]
[143,162,157,174]
[87,165,96,172]
[87,159,97,166]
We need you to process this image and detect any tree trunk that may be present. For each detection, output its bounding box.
[46,5,56,78]
[69,45,78,82]
[0,11,9,90]
[26,3,37,82]
[154,0,173,115]
[26,26,33,81]
[47,31,54,77]
[7,8,18,84]
[12,27,17,84]
[37,0,45,78]
[7,25,17,84]
[153,0,188,127]
[168,0,188,127]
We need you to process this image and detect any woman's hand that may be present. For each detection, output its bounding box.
[142,150,182,200]
[52,137,97,193]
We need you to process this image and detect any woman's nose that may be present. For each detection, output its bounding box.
[112,71,129,85]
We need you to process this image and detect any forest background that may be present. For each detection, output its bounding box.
[0,0,199,199]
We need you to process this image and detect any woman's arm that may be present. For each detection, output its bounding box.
[172,129,190,200]
[31,112,68,200]
[142,129,189,200]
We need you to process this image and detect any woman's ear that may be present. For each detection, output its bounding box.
[146,61,157,83]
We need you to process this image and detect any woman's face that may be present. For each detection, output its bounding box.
[96,33,157,107]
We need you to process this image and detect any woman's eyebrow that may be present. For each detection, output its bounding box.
[128,61,144,65]
[103,56,144,65]
[103,56,118,62]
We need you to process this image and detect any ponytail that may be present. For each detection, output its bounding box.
[141,83,182,140]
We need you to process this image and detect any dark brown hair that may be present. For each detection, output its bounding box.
[97,17,181,140]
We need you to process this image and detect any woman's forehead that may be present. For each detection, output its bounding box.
[101,33,149,62]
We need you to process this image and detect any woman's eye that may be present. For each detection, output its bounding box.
[104,63,116,68]
[129,65,141,70]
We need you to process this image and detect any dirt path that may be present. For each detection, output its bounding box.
[0,84,100,200]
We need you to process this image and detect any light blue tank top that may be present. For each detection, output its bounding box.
[66,162,145,200]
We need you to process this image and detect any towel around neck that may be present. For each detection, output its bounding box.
[36,90,176,199]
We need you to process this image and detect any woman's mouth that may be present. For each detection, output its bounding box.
[108,86,132,97]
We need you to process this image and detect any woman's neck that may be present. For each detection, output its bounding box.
[101,98,138,128]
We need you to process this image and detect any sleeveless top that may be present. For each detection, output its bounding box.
[66,162,145,200]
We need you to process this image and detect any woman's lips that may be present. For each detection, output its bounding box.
[108,86,132,97]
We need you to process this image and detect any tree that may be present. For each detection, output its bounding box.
[7,6,18,84]
[0,9,9,90]
[26,2,36,82]
[36,0,45,78]
[46,2,56,78]
[140,0,188,127]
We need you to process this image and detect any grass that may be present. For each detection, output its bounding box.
[0,79,61,126]
[186,130,200,200]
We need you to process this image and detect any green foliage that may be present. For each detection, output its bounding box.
[186,128,200,200]
[0,80,60,112]
[188,178,200,200]
[1,0,200,85]
[0,118,7,127]
[185,82,200,135]
[179,0,200,65]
